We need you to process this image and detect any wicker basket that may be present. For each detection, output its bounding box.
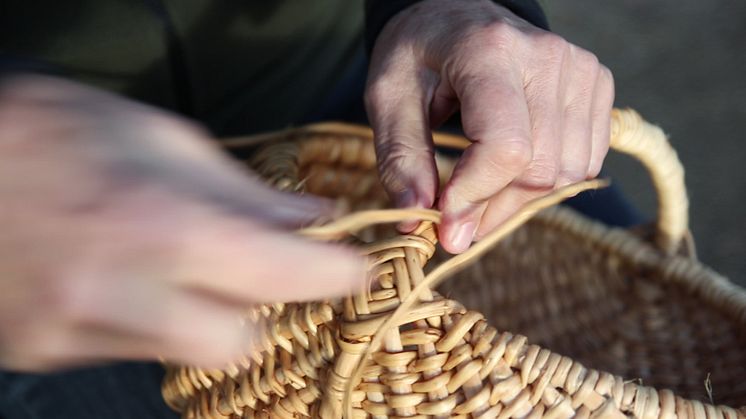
[162,109,746,419]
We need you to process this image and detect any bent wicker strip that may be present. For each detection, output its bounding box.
[162,109,746,419]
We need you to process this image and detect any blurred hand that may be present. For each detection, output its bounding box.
[366,0,614,253]
[0,75,365,371]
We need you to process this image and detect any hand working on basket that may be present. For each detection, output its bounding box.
[0,76,365,370]
[367,0,615,253]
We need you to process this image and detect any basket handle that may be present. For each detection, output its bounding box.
[608,108,688,254]
[430,108,689,254]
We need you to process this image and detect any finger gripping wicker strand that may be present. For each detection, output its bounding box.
[162,109,746,419]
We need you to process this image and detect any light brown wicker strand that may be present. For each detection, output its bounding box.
[300,209,441,240]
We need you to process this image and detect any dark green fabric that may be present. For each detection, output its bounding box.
[1,0,364,136]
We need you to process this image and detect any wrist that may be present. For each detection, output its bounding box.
[365,0,549,57]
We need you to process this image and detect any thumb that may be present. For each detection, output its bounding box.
[365,59,439,231]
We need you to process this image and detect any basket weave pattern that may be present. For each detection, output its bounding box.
[162,110,746,419]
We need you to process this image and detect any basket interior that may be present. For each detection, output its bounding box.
[285,141,746,408]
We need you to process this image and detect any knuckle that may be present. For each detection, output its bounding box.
[493,137,534,171]
[131,107,208,143]
[558,167,590,184]
[365,77,401,107]
[445,40,518,96]
[464,136,533,193]
[568,44,601,73]
[446,179,486,205]
[537,33,569,56]
[519,158,559,188]
[363,84,383,108]
[48,275,102,325]
[453,22,520,67]
[375,134,432,161]
[566,50,601,96]
[574,48,600,73]
[480,21,517,49]
[599,65,614,84]
[375,139,434,192]
[564,96,590,116]
[597,66,616,99]
[521,34,568,79]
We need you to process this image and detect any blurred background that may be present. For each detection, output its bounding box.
[545,1,746,284]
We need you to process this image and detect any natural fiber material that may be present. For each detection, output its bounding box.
[162,109,746,418]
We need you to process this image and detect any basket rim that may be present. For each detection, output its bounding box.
[248,127,746,329]
[527,205,746,327]
[162,127,746,419]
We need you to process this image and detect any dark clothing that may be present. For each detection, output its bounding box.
[1,0,547,136]
[2,0,365,135]
[0,363,176,419]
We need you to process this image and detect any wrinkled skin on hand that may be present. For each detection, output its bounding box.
[366,0,615,253]
[0,76,365,371]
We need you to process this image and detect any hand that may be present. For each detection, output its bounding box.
[366,0,614,253]
[0,75,365,371]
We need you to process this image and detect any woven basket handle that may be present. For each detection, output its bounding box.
[608,109,688,253]
[431,108,689,254]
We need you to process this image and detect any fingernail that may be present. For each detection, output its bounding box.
[448,221,476,253]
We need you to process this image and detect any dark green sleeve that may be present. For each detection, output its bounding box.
[1,0,365,135]
[364,0,550,55]
[0,54,68,79]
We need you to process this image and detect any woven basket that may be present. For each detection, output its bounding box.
[162,109,746,419]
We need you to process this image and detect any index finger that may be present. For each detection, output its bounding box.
[438,71,533,253]
[166,212,367,303]
[103,187,367,304]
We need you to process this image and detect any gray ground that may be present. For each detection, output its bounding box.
[545,1,746,284]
